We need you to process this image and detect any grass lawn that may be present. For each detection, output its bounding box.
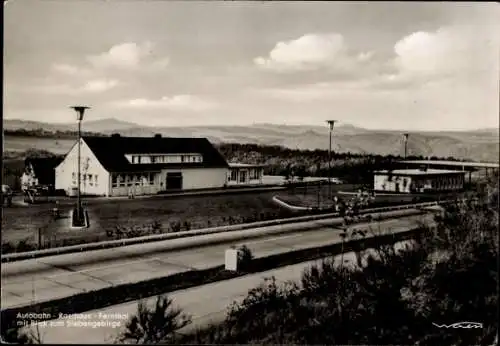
[276,183,460,210]
[1,190,298,252]
[275,183,364,209]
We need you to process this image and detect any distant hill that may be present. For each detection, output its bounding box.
[3,118,499,162]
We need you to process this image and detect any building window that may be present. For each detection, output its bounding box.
[137,156,141,164]
[118,174,125,187]
[181,156,185,163]
[149,173,155,185]
[250,169,260,180]
[72,172,76,179]
[230,170,238,181]
[151,156,157,163]
[112,174,118,187]
[132,156,136,164]
[192,156,196,162]
[95,175,98,186]
[239,171,247,183]
[88,174,93,186]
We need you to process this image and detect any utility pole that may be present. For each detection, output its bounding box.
[326,120,337,201]
[71,106,90,225]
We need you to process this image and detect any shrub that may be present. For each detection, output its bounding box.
[115,294,191,344]
[16,239,35,253]
[236,245,253,270]
[175,177,498,345]
[2,242,15,254]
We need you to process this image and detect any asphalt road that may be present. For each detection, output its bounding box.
[1,212,433,310]
[21,240,413,344]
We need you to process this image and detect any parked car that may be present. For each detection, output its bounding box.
[2,184,13,206]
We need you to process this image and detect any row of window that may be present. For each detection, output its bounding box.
[228,169,262,182]
[430,177,463,189]
[130,155,203,164]
[72,173,98,187]
[412,176,463,190]
[111,173,155,188]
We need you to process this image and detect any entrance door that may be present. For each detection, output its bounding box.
[166,172,183,190]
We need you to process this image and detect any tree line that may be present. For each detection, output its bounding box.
[216,142,467,184]
[4,129,106,138]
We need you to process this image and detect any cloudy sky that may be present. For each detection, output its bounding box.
[4,1,499,130]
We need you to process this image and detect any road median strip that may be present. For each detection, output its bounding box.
[0,223,431,335]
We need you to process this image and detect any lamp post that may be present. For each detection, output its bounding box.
[71,106,90,225]
[326,120,337,201]
[403,133,409,159]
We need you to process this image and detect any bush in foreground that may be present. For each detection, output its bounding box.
[161,176,498,345]
[115,295,191,344]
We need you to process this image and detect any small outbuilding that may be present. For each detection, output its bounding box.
[227,163,265,186]
[21,157,64,191]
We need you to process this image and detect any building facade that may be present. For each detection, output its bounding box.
[227,163,265,186]
[373,169,466,193]
[55,134,256,197]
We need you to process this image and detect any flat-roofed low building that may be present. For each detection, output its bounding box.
[374,168,466,193]
[227,163,265,186]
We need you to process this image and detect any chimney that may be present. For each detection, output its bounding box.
[111,133,121,138]
[154,134,162,138]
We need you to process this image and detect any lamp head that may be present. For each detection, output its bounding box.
[71,106,90,121]
[326,120,337,130]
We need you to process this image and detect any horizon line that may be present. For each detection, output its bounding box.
[3,117,499,133]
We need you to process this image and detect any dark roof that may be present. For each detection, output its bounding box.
[25,157,64,185]
[82,136,229,172]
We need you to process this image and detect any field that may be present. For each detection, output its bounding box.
[3,136,74,155]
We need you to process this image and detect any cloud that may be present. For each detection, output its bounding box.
[81,79,119,92]
[52,63,83,75]
[254,33,373,73]
[87,42,155,69]
[37,79,119,95]
[51,42,169,78]
[254,80,378,102]
[111,95,217,111]
[392,25,498,79]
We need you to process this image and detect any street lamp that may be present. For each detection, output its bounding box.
[326,120,337,201]
[71,106,90,226]
[402,133,409,159]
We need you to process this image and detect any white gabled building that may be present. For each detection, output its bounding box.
[55,134,231,197]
